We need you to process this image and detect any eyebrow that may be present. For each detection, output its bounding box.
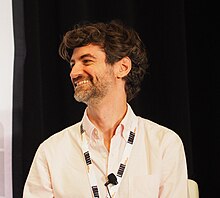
[70,53,96,65]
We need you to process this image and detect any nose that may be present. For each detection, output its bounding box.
[69,63,83,79]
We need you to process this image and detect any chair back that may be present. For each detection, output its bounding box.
[188,179,199,198]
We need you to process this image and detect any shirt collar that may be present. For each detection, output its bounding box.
[81,103,137,141]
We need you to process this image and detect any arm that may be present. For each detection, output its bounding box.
[159,132,188,198]
[23,144,54,198]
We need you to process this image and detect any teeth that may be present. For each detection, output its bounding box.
[75,80,89,86]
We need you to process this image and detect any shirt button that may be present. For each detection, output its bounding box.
[93,129,99,139]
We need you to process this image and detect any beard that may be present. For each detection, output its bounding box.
[73,71,114,105]
[74,81,105,104]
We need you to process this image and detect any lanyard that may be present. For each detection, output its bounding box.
[80,120,137,198]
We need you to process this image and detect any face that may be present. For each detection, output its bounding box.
[69,44,116,105]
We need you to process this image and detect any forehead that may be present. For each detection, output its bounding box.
[71,44,105,60]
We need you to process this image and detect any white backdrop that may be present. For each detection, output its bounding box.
[0,0,14,197]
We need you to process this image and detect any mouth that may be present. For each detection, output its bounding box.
[74,79,89,88]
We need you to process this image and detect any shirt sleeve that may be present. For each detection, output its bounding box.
[159,132,188,198]
[23,143,54,198]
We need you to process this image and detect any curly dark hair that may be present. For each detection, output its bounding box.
[59,20,148,101]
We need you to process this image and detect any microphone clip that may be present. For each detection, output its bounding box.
[105,173,118,198]
[104,173,118,186]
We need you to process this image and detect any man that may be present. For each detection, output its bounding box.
[23,20,188,197]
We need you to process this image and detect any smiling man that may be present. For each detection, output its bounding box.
[23,20,188,198]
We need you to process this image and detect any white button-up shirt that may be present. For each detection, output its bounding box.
[23,104,188,197]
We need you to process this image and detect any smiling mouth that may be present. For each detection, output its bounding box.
[74,80,89,88]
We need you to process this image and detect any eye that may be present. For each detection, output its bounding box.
[83,59,93,65]
[69,63,75,69]
[70,60,75,68]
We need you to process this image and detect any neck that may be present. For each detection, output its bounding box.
[86,97,127,151]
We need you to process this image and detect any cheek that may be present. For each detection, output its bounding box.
[83,67,95,77]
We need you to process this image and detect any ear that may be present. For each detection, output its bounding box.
[115,57,132,78]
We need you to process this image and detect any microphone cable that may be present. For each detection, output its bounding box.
[104,173,118,198]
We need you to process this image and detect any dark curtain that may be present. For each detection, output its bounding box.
[12,0,215,197]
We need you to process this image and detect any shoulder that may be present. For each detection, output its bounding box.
[137,116,184,147]
[29,122,84,174]
[38,122,82,154]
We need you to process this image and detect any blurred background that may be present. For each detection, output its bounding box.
[9,0,216,197]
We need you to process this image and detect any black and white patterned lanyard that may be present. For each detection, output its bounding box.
[80,120,137,198]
